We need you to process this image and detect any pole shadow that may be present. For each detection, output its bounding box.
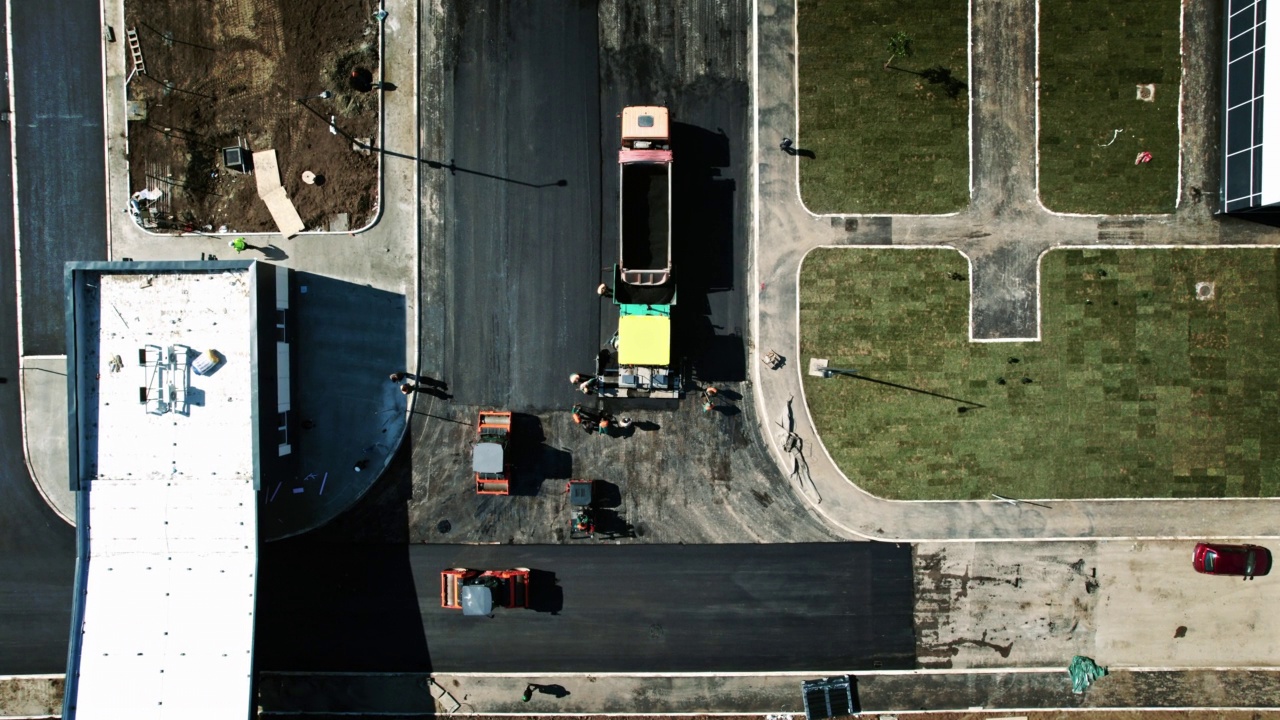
[827,369,985,409]
[296,100,566,188]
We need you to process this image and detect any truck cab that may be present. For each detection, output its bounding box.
[619,106,673,287]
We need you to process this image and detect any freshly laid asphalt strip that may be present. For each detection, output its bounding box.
[444,0,603,412]
[0,0,80,675]
[255,541,916,673]
[11,0,108,356]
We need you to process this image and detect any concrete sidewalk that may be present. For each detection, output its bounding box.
[5,668,1280,716]
[749,0,1280,541]
[256,669,1280,715]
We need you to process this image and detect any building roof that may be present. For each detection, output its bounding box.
[69,266,258,720]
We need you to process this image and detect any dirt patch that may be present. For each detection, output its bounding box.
[122,0,380,234]
[303,382,846,546]
[398,383,844,546]
[0,675,62,717]
[914,543,1100,669]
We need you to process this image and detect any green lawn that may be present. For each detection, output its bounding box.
[1038,0,1181,213]
[797,0,968,214]
[800,248,1280,500]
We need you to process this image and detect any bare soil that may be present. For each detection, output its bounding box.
[123,0,380,234]
[471,707,1280,712]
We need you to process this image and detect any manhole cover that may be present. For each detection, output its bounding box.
[1195,282,1215,301]
[437,519,451,534]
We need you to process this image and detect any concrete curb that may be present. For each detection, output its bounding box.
[17,356,73,526]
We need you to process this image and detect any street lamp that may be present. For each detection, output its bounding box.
[297,90,332,102]
[821,367,858,379]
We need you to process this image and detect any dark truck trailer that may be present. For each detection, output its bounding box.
[618,106,672,287]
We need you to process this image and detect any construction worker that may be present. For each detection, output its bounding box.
[701,386,718,413]
[578,377,597,395]
[569,373,583,384]
[229,238,247,254]
[571,404,584,425]
[597,416,611,435]
[596,282,612,298]
[618,416,633,429]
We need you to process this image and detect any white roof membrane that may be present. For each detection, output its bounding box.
[71,268,258,720]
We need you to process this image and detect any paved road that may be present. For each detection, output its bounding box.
[444,0,752,411]
[11,0,108,355]
[255,541,916,673]
[597,0,752,385]
[444,0,603,411]
[0,0,80,674]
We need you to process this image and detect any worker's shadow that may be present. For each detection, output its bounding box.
[258,244,288,261]
[537,684,571,699]
[528,569,564,614]
[711,403,741,417]
[708,387,743,417]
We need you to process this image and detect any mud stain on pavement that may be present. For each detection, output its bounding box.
[915,542,1099,668]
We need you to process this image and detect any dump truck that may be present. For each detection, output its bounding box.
[598,106,682,399]
[473,410,513,495]
[618,106,672,286]
[440,568,531,616]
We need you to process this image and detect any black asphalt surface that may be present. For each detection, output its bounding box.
[255,542,916,673]
[597,0,752,386]
[0,4,79,674]
[444,0,603,412]
[445,0,752,411]
[11,0,108,355]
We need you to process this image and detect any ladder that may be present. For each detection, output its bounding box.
[126,27,146,80]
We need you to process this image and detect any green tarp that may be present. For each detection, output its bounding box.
[1068,655,1108,694]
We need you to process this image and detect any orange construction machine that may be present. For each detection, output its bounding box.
[440,568,531,616]
[473,410,513,494]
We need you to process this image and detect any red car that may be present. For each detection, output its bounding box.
[1193,543,1272,579]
